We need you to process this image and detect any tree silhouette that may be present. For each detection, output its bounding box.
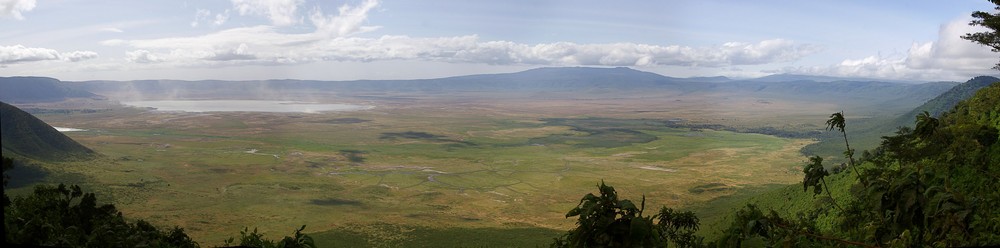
[552,181,702,247]
[914,111,940,139]
[802,156,842,211]
[826,112,863,183]
[962,0,1000,69]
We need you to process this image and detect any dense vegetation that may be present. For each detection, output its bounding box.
[2,156,317,247]
[801,76,1000,165]
[555,83,1000,247]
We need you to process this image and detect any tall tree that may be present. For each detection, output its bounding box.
[826,112,863,182]
[962,0,1000,69]
[914,111,940,139]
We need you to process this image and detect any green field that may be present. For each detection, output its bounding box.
[18,103,814,246]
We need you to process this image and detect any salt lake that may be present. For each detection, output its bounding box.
[121,100,373,113]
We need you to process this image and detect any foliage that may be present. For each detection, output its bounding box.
[3,155,317,248]
[826,112,863,182]
[552,181,703,247]
[802,156,829,196]
[224,225,316,248]
[713,83,1000,247]
[962,0,1000,69]
[3,182,199,247]
[2,156,11,207]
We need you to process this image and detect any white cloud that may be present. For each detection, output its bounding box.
[191,9,212,27]
[0,44,58,63]
[0,0,35,20]
[99,0,819,72]
[62,50,99,62]
[780,18,995,81]
[103,28,817,68]
[214,10,230,26]
[125,50,165,63]
[206,43,256,61]
[101,27,125,33]
[231,0,303,26]
[310,0,380,37]
[0,45,98,64]
[904,18,994,72]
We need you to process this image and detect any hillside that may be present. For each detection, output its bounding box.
[0,101,94,161]
[0,77,101,103]
[801,76,999,163]
[697,82,1000,247]
[892,75,1000,128]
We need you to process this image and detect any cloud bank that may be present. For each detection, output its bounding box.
[782,18,995,81]
[101,0,817,69]
[0,45,98,64]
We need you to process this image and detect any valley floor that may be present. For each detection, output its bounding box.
[12,95,826,246]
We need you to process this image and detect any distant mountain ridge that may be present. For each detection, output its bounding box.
[65,66,955,99]
[748,73,921,84]
[0,77,100,103]
[1,101,94,161]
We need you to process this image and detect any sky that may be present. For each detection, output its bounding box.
[0,0,997,82]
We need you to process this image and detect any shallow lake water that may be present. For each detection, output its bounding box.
[121,100,373,113]
[53,127,87,132]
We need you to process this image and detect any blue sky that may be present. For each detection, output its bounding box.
[0,0,997,81]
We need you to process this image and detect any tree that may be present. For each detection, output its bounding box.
[552,181,702,248]
[914,111,940,139]
[802,156,842,211]
[224,225,316,248]
[963,0,1000,69]
[826,112,863,182]
[4,183,199,247]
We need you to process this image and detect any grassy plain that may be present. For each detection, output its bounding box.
[21,93,824,246]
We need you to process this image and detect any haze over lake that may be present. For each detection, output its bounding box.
[121,100,373,113]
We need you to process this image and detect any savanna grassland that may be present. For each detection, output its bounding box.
[19,92,831,246]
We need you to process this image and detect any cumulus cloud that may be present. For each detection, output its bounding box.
[0,45,98,64]
[125,50,165,63]
[214,10,230,26]
[904,19,995,72]
[62,51,99,62]
[0,0,35,20]
[191,9,212,27]
[231,0,303,26]
[780,17,995,81]
[206,43,256,61]
[310,0,381,37]
[0,44,58,63]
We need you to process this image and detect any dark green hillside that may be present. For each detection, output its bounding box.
[0,77,100,103]
[696,82,1000,247]
[803,76,999,163]
[0,101,94,161]
[893,75,1000,128]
